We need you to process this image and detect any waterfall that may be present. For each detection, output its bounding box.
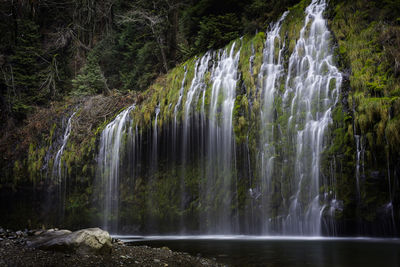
[282,0,342,235]
[173,67,188,160]
[152,105,160,170]
[203,42,241,233]
[52,112,76,181]
[93,0,347,236]
[180,52,212,231]
[182,52,212,158]
[97,104,135,233]
[175,67,188,122]
[355,134,365,200]
[258,11,288,234]
[386,142,397,234]
[51,111,76,220]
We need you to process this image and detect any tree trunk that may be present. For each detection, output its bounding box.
[151,26,169,73]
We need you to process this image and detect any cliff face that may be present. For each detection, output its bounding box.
[327,0,400,235]
[0,0,399,236]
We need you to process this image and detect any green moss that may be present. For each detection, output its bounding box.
[27,143,41,183]
[280,0,311,55]
[13,160,23,183]
[48,123,57,145]
[327,0,400,224]
[386,116,400,152]
[239,32,265,97]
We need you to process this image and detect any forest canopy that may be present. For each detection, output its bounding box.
[0,0,301,123]
[1,0,399,124]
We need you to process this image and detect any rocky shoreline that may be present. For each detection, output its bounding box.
[0,227,222,266]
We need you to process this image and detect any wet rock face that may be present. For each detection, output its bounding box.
[27,228,112,255]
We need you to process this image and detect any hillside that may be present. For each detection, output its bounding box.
[0,0,399,237]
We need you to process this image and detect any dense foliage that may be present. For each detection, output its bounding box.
[0,0,302,123]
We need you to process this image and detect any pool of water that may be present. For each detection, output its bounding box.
[116,235,400,267]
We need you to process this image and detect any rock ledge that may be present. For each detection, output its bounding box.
[27,227,112,255]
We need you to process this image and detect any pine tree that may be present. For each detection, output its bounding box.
[71,53,108,96]
[9,19,45,118]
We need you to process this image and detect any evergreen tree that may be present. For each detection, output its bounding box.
[9,19,45,118]
[71,53,108,96]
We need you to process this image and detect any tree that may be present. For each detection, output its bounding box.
[194,13,241,52]
[71,52,109,96]
[119,1,171,73]
[7,19,45,118]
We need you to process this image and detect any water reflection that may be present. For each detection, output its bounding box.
[120,236,400,267]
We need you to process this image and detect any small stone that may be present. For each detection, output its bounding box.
[153,259,160,263]
[34,231,43,236]
[134,261,139,264]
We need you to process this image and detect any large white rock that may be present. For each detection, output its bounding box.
[27,228,112,254]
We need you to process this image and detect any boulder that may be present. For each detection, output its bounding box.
[27,228,112,255]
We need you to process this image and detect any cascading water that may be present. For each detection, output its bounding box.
[182,52,212,158]
[50,111,76,219]
[257,11,288,234]
[203,42,240,233]
[354,120,396,235]
[94,0,350,236]
[175,67,188,121]
[385,141,397,234]
[152,105,160,169]
[180,52,212,231]
[97,104,135,233]
[281,0,342,235]
[355,134,365,200]
[52,112,76,181]
[173,68,188,158]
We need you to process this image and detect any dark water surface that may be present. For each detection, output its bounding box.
[118,236,400,267]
